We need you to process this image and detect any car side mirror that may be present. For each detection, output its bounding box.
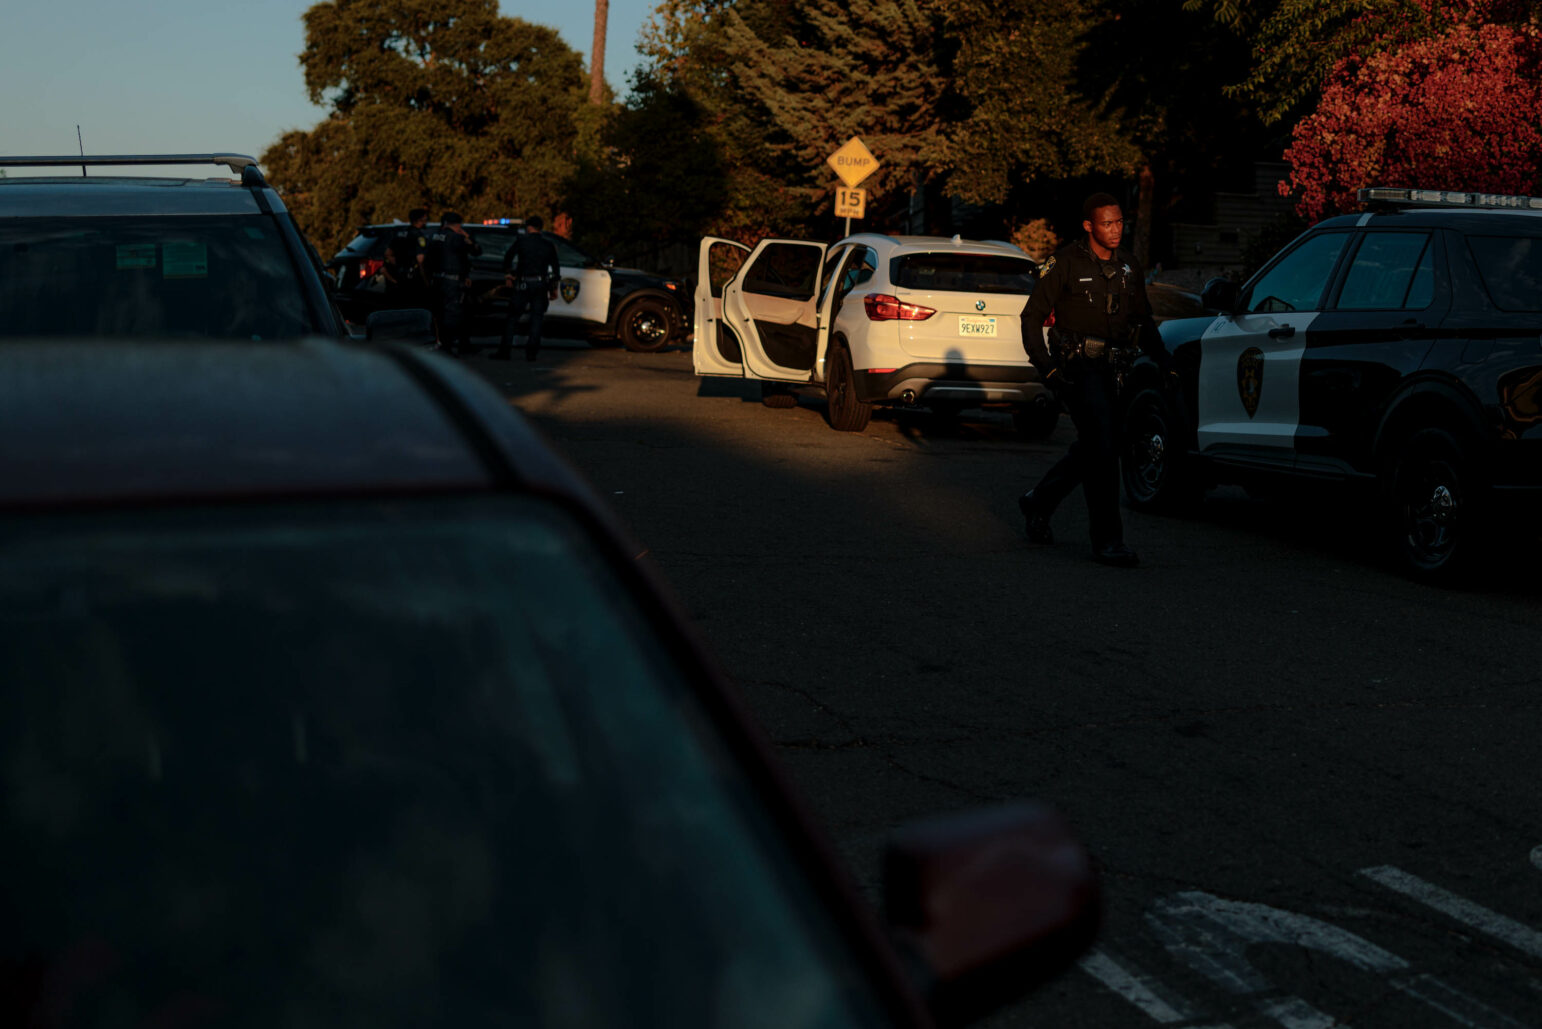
[1200,276,1240,314]
[365,308,435,346]
[884,802,1099,1027]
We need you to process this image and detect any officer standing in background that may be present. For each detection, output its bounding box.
[495,215,560,362]
[384,208,430,308]
[1017,192,1165,567]
[425,212,482,357]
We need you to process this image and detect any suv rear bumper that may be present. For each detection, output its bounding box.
[855,362,1047,406]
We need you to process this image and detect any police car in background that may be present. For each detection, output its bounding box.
[329,221,690,352]
[1121,187,1542,581]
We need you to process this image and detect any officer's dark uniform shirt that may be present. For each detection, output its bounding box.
[502,232,560,293]
[1020,240,1157,375]
[426,227,481,279]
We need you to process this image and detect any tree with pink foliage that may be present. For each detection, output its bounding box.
[1281,17,1542,221]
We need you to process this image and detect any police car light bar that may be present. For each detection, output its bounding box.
[1359,187,1542,211]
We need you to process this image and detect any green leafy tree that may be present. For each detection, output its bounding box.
[262,0,586,252]
[933,0,1140,206]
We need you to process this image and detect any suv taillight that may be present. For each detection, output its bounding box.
[359,259,383,280]
[864,294,936,321]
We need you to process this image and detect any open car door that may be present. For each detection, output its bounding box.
[693,237,751,377]
[719,239,828,383]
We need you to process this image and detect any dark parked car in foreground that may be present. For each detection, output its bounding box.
[0,336,1096,1026]
[330,222,691,351]
[1121,187,1542,581]
[0,154,425,347]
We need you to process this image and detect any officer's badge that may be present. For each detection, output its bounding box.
[1237,347,1264,418]
[560,278,580,304]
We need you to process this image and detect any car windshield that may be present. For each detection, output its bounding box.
[890,253,1038,294]
[0,496,892,1028]
[0,216,315,339]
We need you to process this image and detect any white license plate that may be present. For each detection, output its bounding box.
[958,315,998,337]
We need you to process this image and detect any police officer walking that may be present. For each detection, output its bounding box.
[1017,192,1165,567]
[495,215,560,362]
[425,212,482,357]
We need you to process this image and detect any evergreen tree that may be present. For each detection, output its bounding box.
[262,0,586,252]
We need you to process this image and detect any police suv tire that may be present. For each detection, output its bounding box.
[1121,389,1201,513]
[1013,397,1060,440]
[825,344,871,432]
[1383,427,1484,582]
[618,297,673,352]
[761,383,798,408]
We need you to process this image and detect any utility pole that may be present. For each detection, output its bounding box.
[589,0,609,105]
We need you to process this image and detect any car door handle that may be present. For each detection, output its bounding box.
[1268,325,1295,339]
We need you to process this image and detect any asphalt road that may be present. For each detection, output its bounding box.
[469,336,1542,1028]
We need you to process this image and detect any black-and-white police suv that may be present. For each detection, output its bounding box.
[1121,187,1542,581]
[330,221,691,352]
[0,153,433,345]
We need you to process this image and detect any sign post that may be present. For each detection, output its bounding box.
[826,137,879,236]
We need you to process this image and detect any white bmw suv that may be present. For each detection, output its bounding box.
[693,233,1058,436]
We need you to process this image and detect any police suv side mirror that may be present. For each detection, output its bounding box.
[365,308,436,346]
[1200,276,1240,314]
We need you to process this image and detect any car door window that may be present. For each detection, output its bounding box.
[742,243,823,300]
[1242,231,1350,313]
[837,247,877,302]
[1337,232,1434,310]
[1466,234,1542,311]
[817,246,851,308]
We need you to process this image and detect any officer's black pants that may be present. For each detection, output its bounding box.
[500,284,549,356]
[435,278,472,353]
[1030,358,1124,547]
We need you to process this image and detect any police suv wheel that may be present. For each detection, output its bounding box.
[1386,428,1479,581]
[618,297,673,352]
[1121,389,1199,512]
[825,344,871,432]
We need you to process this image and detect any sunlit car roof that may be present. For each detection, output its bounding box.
[0,338,534,506]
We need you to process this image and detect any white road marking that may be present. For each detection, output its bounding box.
[1258,996,1339,1029]
[1391,973,1531,1029]
[1360,865,1542,961]
[1078,949,1196,1024]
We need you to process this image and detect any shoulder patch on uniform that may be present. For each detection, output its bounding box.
[1040,256,1055,275]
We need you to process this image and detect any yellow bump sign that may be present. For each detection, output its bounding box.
[827,137,878,188]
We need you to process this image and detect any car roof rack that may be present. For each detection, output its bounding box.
[1358,187,1542,212]
[0,153,266,186]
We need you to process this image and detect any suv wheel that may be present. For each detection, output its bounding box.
[761,383,798,408]
[1121,389,1201,512]
[1384,428,1481,581]
[618,297,673,352]
[825,344,871,432]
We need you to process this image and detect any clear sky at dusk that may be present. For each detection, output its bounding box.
[3,0,654,165]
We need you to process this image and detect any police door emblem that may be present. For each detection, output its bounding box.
[1237,347,1264,418]
[560,278,580,303]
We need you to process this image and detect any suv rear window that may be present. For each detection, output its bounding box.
[890,253,1037,294]
[0,216,314,339]
[1466,235,1542,311]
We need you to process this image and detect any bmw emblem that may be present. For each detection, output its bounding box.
[975,299,986,311]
